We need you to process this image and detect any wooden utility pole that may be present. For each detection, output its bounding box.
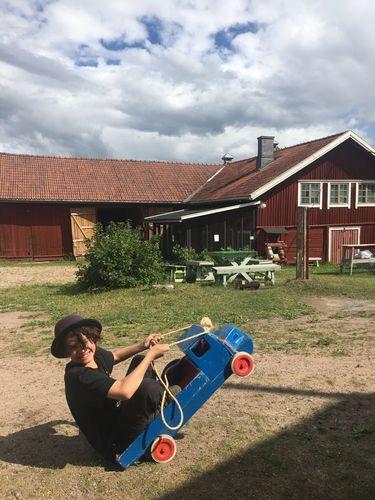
[296,207,310,279]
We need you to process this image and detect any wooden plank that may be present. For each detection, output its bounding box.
[296,207,309,279]
[213,264,280,274]
[70,207,96,258]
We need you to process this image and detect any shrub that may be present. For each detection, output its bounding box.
[171,244,200,264]
[76,222,164,289]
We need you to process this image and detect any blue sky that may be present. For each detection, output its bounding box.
[0,0,374,161]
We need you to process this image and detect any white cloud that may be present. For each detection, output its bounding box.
[0,0,374,161]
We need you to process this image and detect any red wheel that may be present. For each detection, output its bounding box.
[231,352,254,377]
[150,435,176,463]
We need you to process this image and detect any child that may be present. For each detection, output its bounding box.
[51,314,172,462]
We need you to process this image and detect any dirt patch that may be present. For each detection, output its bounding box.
[0,301,374,499]
[0,265,76,288]
[303,295,375,313]
[0,311,52,357]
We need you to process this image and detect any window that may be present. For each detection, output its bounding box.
[328,183,350,208]
[299,182,322,208]
[357,182,375,206]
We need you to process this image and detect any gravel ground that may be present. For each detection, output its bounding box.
[0,264,76,288]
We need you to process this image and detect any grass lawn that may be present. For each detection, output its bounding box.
[0,263,374,357]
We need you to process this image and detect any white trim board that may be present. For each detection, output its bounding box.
[328,226,361,262]
[250,131,375,200]
[145,201,261,222]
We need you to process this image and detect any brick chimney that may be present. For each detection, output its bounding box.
[256,136,275,170]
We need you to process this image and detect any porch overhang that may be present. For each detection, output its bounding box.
[144,201,261,224]
[261,227,288,234]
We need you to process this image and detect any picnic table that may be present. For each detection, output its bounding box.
[213,256,281,286]
[164,264,187,282]
[186,260,215,283]
[340,244,375,275]
[207,250,257,263]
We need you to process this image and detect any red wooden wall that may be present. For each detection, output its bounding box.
[0,202,178,259]
[0,204,73,259]
[257,140,375,228]
[256,140,375,260]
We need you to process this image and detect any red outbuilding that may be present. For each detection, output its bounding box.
[1,130,374,263]
[147,131,375,263]
[0,154,220,259]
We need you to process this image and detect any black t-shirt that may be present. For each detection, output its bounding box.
[64,346,120,457]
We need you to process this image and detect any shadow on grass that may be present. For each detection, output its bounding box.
[56,282,113,296]
[160,388,375,500]
[0,420,106,469]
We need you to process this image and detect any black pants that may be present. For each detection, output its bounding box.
[114,355,182,453]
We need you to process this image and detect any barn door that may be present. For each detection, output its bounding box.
[70,207,97,258]
[329,227,360,264]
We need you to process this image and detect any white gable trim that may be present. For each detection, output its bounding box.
[249,131,375,200]
[144,201,260,222]
[181,201,260,220]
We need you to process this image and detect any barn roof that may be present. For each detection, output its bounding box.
[187,130,375,203]
[0,154,221,203]
[1,130,373,206]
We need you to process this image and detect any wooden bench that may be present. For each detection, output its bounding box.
[213,263,281,287]
[292,257,322,267]
[164,264,187,282]
[187,260,215,283]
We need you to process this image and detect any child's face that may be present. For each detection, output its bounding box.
[66,334,96,365]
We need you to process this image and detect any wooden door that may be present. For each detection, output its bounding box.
[0,205,32,258]
[70,207,97,258]
[329,227,360,264]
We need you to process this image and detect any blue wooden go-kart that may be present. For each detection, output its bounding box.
[115,324,254,468]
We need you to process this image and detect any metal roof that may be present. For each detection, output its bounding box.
[261,227,288,234]
[144,201,260,223]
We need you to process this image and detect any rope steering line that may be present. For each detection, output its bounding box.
[151,317,213,431]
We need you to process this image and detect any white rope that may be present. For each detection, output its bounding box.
[152,361,184,431]
[160,325,191,338]
[167,330,207,347]
[151,317,214,431]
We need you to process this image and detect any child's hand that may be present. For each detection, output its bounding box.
[142,333,163,349]
[147,343,170,360]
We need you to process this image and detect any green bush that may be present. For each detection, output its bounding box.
[76,222,164,289]
[171,244,200,264]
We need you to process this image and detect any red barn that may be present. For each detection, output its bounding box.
[1,130,374,263]
[0,154,220,259]
[147,131,375,263]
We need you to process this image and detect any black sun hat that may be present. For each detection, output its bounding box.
[51,314,102,358]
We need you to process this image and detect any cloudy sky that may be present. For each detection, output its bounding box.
[1,0,374,162]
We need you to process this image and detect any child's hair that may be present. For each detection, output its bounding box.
[64,325,101,355]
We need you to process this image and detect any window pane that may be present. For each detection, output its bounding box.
[310,184,320,203]
[330,183,348,205]
[300,183,321,205]
[330,184,339,203]
[358,183,375,203]
[367,184,375,203]
[301,184,309,204]
[358,184,366,203]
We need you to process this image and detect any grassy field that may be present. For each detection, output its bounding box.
[0,262,374,499]
[0,263,374,356]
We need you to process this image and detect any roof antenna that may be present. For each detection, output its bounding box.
[221,153,234,164]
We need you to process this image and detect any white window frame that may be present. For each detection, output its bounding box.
[356,181,375,207]
[327,182,351,209]
[298,182,323,209]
